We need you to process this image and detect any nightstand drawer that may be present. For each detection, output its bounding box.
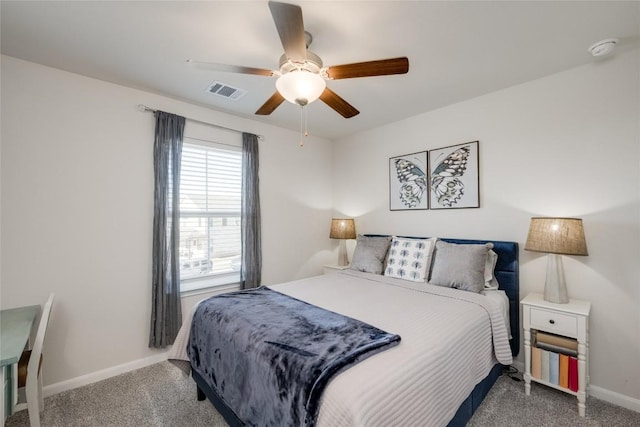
[529,307,578,337]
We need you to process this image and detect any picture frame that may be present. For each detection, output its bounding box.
[428,141,479,209]
[389,151,428,210]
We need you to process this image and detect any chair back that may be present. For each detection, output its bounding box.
[28,293,55,374]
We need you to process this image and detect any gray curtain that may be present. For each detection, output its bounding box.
[240,132,262,289]
[150,111,185,348]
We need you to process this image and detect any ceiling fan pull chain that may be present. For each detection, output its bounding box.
[299,105,305,147]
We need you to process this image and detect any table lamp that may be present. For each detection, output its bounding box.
[329,218,356,266]
[524,217,588,304]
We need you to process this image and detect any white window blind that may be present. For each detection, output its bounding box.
[179,139,242,286]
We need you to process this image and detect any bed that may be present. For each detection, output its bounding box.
[170,236,519,427]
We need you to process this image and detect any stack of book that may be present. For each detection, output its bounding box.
[531,331,579,392]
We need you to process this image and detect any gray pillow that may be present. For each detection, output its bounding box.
[429,241,493,293]
[350,235,392,274]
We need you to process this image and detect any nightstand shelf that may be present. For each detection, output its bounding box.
[323,264,350,275]
[521,293,591,417]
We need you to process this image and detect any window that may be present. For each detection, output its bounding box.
[179,138,242,291]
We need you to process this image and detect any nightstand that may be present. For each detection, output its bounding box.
[521,293,591,416]
[323,264,350,275]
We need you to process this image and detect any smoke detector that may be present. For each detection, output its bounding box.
[588,38,618,57]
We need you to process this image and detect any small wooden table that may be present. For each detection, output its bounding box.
[1,305,40,422]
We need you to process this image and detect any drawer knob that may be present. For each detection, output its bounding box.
[549,319,555,325]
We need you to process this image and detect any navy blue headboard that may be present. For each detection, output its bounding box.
[365,235,519,357]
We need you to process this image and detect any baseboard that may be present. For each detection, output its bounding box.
[510,361,640,413]
[589,385,640,413]
[43,352,168,397]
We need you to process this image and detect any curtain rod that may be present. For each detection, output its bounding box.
[137,104,263,139]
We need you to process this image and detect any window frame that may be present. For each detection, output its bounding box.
[179,136,242,294]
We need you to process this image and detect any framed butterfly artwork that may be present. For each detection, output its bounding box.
[428,141,480,209]
[389,151,429,210]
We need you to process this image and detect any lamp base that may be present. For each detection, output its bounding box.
[337,240,349,266]
[544,254,569,304]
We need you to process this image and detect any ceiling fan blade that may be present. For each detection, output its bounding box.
[319,87,360,118]
[255,91,286,115]
[325,57,409,80]
[268,1,307,63]
[186,60,276,77]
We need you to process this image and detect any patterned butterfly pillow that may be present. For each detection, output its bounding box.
[384,237,437,282]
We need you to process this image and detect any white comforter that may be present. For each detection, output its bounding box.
[169,270,512,427]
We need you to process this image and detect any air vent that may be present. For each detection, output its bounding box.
[206,81,247,100]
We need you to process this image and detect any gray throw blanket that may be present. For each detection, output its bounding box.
[187,286,401,427]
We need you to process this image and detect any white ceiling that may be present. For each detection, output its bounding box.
[2,1,638,140]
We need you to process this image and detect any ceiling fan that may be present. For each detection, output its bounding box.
[189,1,409,118]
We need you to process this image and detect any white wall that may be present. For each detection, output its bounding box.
[333,49,640,405]
[0,55,335,386]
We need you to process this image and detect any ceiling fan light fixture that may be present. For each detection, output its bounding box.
[276,70,326,106]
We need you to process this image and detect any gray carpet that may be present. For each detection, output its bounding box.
[6,362,640,426]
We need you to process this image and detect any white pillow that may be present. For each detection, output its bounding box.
[384,237,437,282]
[484,249,499,290]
